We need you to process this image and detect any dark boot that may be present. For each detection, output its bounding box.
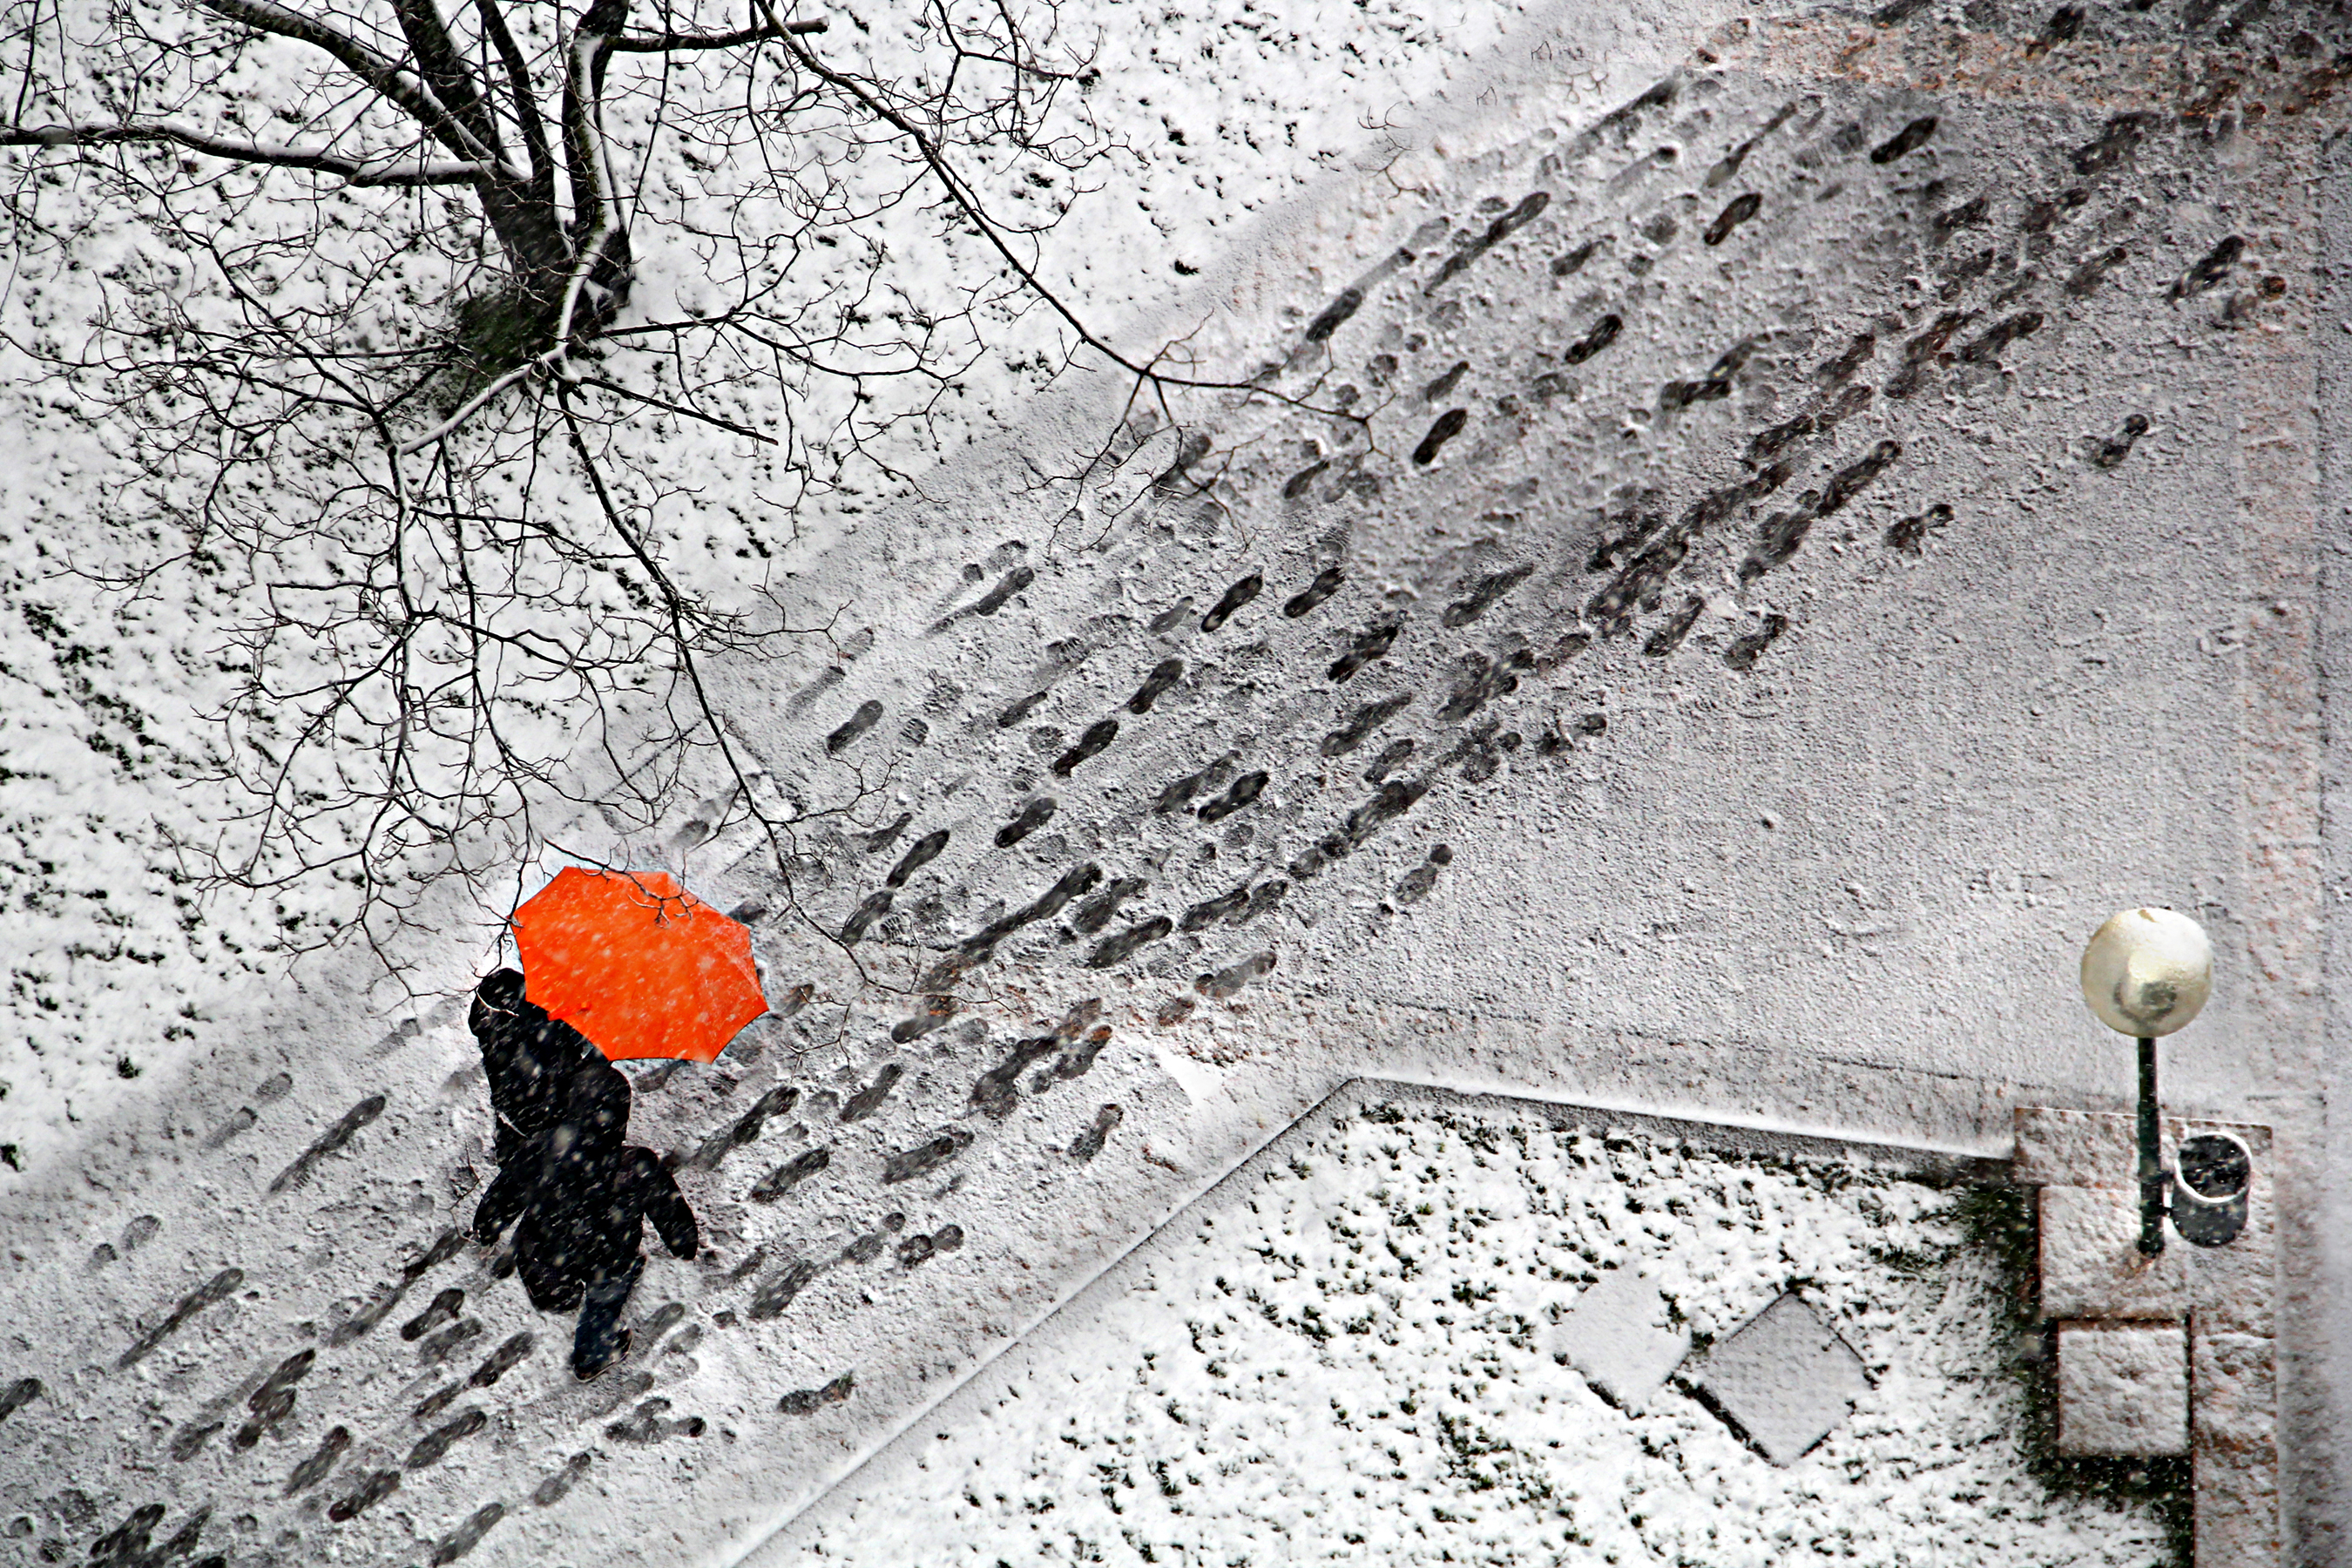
[571,1267,640,1380]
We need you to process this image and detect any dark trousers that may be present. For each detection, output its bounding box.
[573,1260,642,1375]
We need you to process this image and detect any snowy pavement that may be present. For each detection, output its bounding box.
[767,1087,2173,1567]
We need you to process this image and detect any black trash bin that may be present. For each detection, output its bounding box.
[2173,1131,2252,1248]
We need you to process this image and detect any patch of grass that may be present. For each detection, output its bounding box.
[1433,1409,1558,1511]
[1868,1240,1956,1278]
[1955,1183,2191,1566]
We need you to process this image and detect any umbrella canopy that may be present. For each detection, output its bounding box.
[511,868,767,1063]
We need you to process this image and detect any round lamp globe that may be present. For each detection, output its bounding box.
[2079,908,2213,1038]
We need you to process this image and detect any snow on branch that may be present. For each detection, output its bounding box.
[4,0,1247,963]
[199,0,518,173]
[610,16,828,52]
[1,121,495,186]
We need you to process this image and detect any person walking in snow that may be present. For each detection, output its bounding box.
[471,1059,700,1378]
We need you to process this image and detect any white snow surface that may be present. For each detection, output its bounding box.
[3,0,2335,1556]
[783,1103,2172,1567]
[0,0,1550,1175]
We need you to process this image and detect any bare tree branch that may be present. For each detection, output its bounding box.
[200,0,517,173]
[609,16,828,51]
[2,121,493,185]
[1,0,1285,977]
[767,6,1328,411]
[471,0,553,189]
[386,0,500,156]
[571,373,778,443]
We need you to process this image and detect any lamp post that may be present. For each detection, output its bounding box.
[2078,908,2241,1254]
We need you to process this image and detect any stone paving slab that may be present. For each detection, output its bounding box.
[1685,1292,1871,1468]
[2013,1107,2187,1193]
[2038,1186,2190,1321]
[2015,1106,2282,1567]
[1549,1260,1690,1416]
[2055,1321,2188,1459]
[2196,1332,2283,1568]
[2182,1126,2278,1342]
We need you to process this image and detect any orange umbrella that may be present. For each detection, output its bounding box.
[512,868,767,1063]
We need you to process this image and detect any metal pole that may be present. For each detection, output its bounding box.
[2137,1036,2166,1254]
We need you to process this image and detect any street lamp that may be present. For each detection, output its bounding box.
[2078,908,2249,1253]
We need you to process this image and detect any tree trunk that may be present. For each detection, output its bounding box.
[480,174,580,314]
[462,0,635,349]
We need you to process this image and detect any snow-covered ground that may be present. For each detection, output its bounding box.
[782,1098,2173,1566]
[4,0,2337,1558]
[0,0,1551,1176]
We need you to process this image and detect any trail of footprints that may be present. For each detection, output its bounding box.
[7,0,2327,1558]
[787,56,2261,1033]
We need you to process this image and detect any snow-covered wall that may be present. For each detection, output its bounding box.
[4,0,2350,1564]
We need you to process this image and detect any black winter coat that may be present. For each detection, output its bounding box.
[470,969,605,1163]
[471,1060,698,1309]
